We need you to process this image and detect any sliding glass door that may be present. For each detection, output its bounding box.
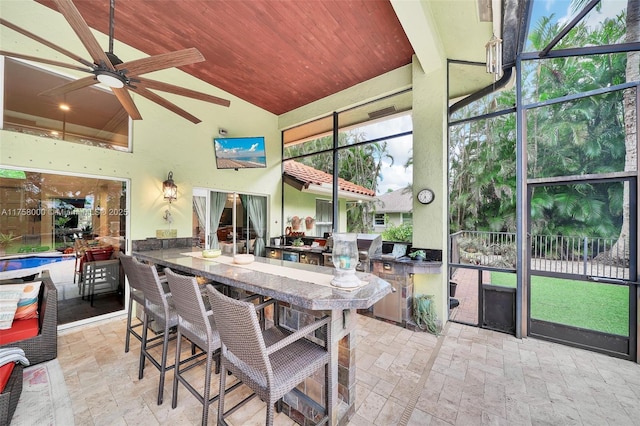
[192,189,267,257]
[0,167,128,325]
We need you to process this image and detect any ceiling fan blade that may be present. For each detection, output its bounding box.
[136,77,231,107]
[0,50,92,73]
[39,75,97,97]
[112,88,142,120]
[116,48,204,76]
[130,85,201,124]
[0,18,94,68]
[52,0,114,70]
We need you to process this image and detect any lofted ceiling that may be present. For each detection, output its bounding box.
[26,0,500,117]
[35,0,418,116]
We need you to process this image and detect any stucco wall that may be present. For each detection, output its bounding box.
[0,1,281,251]
[2,1,450,326]
[410,55,449,325]
[282,185,348,236]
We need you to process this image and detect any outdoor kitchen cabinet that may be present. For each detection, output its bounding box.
[370,256,442,327]
[372,274,402,323]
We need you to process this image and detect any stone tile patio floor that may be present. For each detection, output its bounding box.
[58,313,640,425]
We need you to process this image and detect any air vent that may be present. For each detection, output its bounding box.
[368,105,397,120]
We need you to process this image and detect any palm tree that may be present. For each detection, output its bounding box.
[286,130,394,232]
[571,0,639,265]
[449,9,629,239]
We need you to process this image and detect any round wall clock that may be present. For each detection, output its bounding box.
[417,188,435,204]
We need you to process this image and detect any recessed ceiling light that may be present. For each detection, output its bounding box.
[59,104,70,111]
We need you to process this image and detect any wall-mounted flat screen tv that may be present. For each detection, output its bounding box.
[213,136,267,169]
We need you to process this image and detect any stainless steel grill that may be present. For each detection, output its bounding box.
[356,234,382,272]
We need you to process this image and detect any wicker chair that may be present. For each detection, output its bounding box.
[206,284,332,426]
[163,269,244,426]
[0,363,22,425]
[0,271,57,366]
[119,254,145,353]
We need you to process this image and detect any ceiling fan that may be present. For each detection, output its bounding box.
[0,0,230,124]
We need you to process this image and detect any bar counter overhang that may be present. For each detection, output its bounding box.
[133,247,393,425]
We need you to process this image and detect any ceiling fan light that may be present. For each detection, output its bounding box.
[96,72,125,88]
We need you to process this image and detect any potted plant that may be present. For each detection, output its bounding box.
[80,224,94,239]
[412,294,440,335]
[305,216,315,230]
[408,249,426,261]
[0,232,20,257]
[288,216,302,231]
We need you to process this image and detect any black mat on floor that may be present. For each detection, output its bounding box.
[57,293,124,325]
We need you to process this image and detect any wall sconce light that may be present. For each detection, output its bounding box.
[163,171,177,203]
[485,33,503,81]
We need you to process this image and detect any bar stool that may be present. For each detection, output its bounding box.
[119,254,144,353]
[206,284,333,426]
[135,258,202,405]
[163,268,244,426]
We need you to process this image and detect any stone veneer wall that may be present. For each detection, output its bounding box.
[277,302,357,425]
[132,237,195,251]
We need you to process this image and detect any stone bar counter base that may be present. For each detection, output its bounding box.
[132,245,391,425]
[277,303,357,425]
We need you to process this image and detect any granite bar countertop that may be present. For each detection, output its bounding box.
[133,247,392,311]
[370,255,443,274]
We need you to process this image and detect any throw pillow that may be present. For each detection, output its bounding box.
[14,281,41,321]
[0,284,25,330]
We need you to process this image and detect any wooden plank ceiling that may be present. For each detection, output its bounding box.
[37,0,415,115]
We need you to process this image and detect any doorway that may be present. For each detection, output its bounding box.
[193,189,268,257]
[527,179,637,360]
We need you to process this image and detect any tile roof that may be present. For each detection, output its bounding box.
[283,161,375,197]
[374,188,413,213]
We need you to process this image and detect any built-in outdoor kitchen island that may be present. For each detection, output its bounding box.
[132,245,392,425]
[265,234,443,327]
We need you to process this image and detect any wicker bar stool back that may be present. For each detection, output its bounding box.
[134,258,181,405]
[206,284,333,426]
[119,254,144,353]
[164,268,243,426]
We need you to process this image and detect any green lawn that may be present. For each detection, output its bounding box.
[490,272,629,336]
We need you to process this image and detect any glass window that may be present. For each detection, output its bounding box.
[337,91,412,147]
[2,58,129,150]
[449,112,516,234]
[526,88,631,179]
[282,90,413,239]
[0,168,127,325]
[283,115,334,159]
[283,155,334,236]
[374,214,385,226]
[521,53,628,106]
[525,0,627,54]
[315,199,332,238]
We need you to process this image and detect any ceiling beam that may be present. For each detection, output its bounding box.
[390,0,443,74]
